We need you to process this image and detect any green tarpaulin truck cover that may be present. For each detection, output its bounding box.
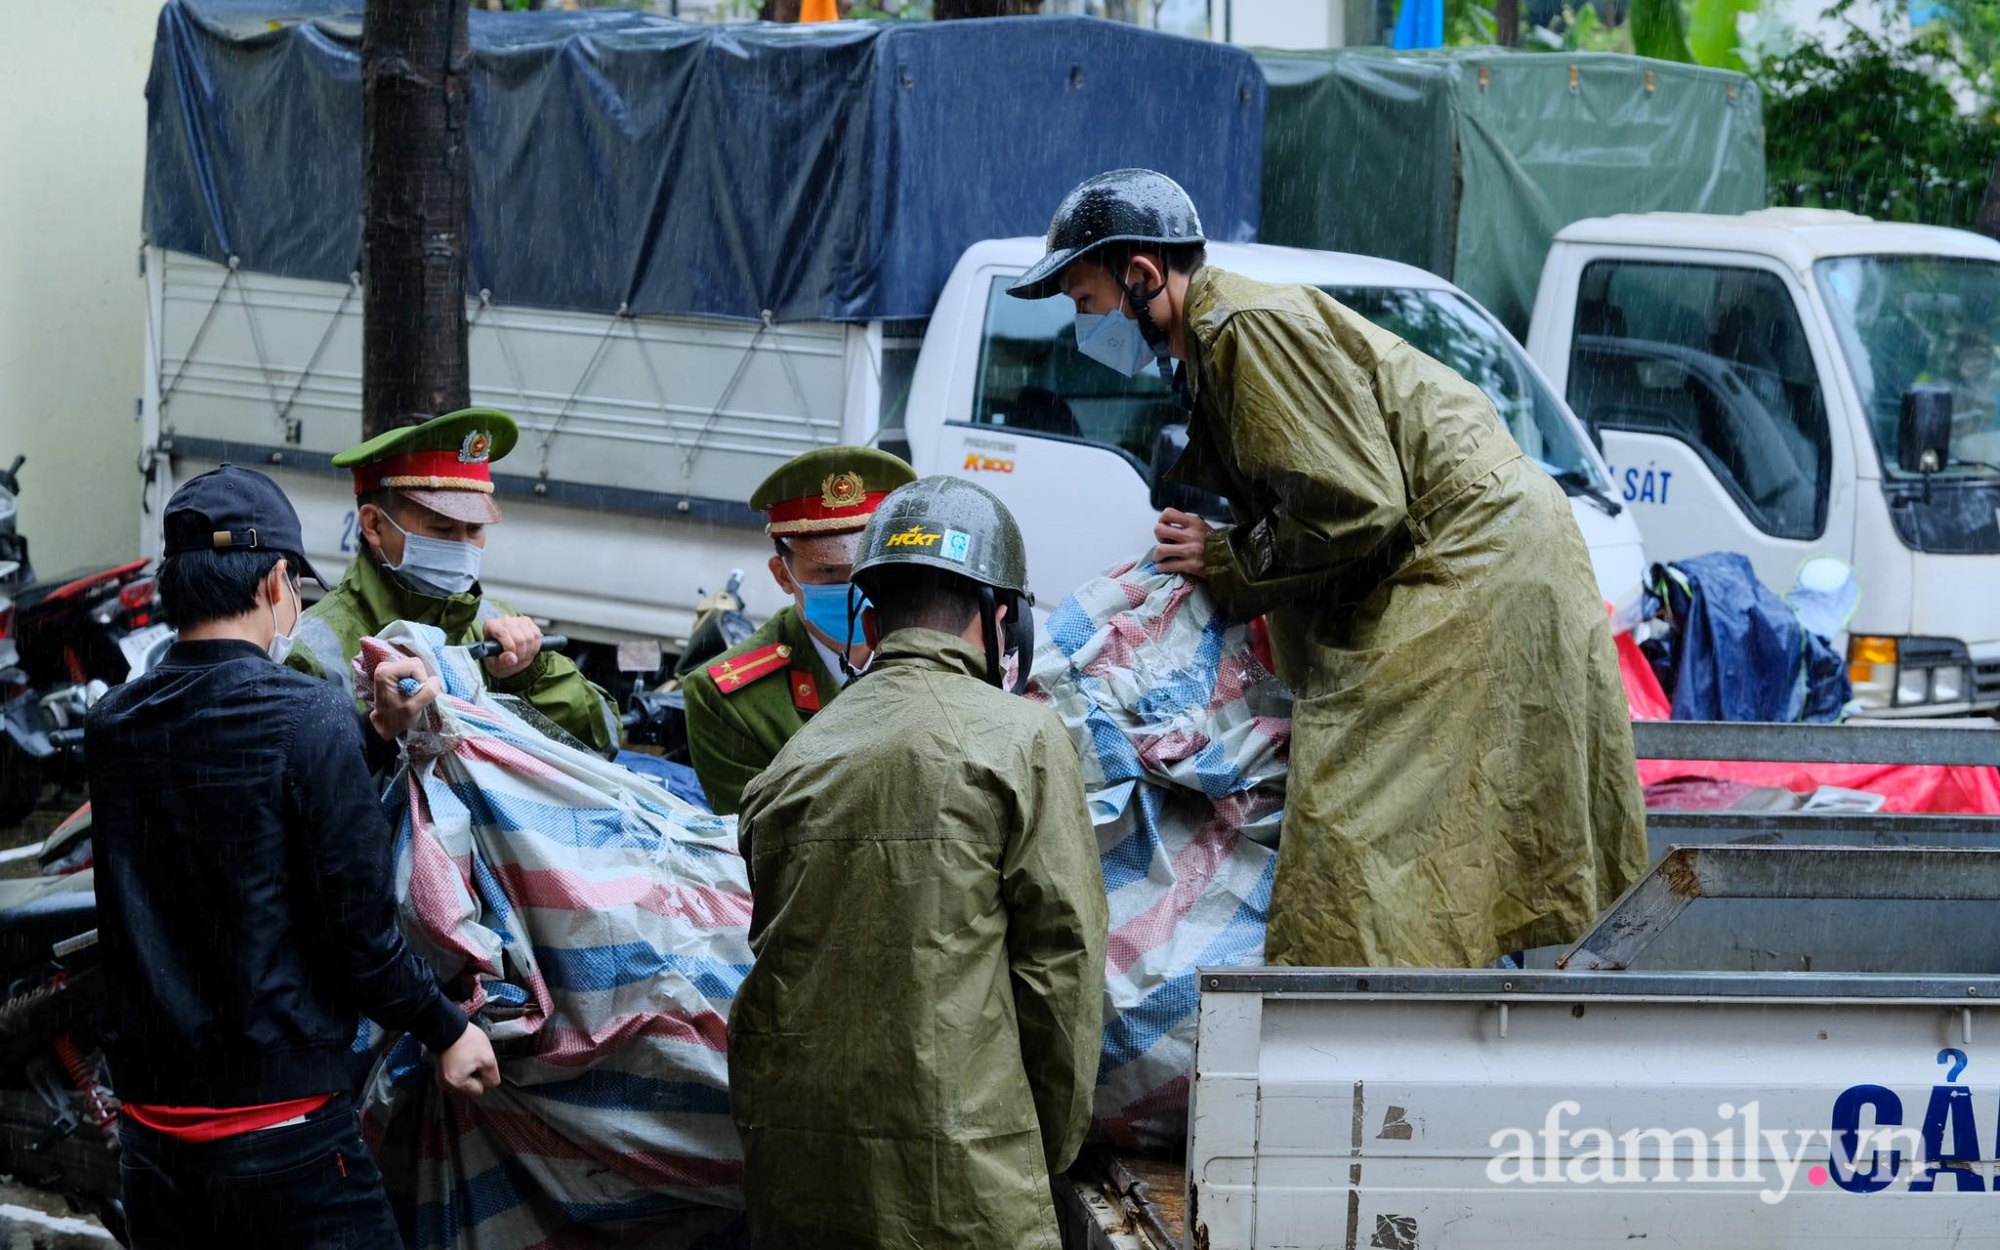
[1257,48,1766,338]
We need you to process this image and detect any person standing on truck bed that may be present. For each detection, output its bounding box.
[680,445,916,814]
[1010,169,1646,968]
[730,477,1108,1250]
[285,408,622,756]
[87,465,499,1248]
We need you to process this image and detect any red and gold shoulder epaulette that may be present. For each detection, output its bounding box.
[707,642,793,695]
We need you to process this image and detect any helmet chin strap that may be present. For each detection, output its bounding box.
[1007,591,1035,696]
[1115,263,1177,388]
[839,583,862,684]
[977,586,1003,690]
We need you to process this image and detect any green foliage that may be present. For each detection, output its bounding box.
[1526,3,1636,52]
[1629,0,1695,61]
[1687,0,1758,70]
[1759,15,1999,228]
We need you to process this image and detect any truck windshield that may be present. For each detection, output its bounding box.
[1816,255,2000,478]
[1322,286,1604,490]
[974,278,1605,491]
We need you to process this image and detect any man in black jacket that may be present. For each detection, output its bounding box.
[87,465,497,1248]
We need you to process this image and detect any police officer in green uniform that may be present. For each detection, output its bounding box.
[286,408,621,756]
[680,446,916,815]
[730,477,1103,1250]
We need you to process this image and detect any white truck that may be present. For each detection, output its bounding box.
[1068,830,2000,1250]
[1527,209,2000,718]
[142,237,1645,677]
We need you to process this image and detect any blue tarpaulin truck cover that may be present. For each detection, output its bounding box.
[144,2,1266,323]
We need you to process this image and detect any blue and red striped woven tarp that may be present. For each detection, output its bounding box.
[1028,559,1292,1152]
[354,624,753,1250]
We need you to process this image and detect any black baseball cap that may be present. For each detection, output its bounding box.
[162,464,325,586]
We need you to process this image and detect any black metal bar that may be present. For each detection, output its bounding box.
[1633,719,2000,767]
[1645,810,2000,840]
[1196,966,2000,1000]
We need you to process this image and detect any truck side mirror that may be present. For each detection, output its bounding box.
[1149,424,1230,521]
[1898,385,1953,475]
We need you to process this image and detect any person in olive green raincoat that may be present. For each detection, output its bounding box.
[1010,170,1646,969]
[287,409,621,756]
[681,446,916,814]
[731,478,1107,1250]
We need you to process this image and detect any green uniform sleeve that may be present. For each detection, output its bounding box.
[681,671,767,817]
[1199,309,1410,620]
[490,650,620,758]
[1000,714,1109,1177]
[283,645,326,681]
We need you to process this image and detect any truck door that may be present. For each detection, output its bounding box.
[1560,257,1851,593]
[932,274,1178,602]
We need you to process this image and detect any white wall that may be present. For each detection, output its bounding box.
[0,0,155,577]
[1218,0,1343,47]
[1211,0,1387,48]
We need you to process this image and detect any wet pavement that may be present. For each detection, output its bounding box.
[0,1181,111,1248]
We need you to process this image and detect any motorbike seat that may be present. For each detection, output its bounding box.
[0,873,96,969]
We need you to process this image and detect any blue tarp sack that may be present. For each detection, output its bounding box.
[1641,552,1850,723]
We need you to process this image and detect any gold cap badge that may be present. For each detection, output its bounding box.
[822,471,865,510]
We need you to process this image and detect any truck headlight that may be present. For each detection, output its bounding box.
[1895,666,1931,706]
[1932,665,1968,704]
[1848,636,1898,710]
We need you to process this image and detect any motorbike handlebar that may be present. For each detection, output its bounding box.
[47,728,85,749]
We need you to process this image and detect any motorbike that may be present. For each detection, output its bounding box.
[0,456,170,826]
[621,570,756,764]
[0,813,125,1242]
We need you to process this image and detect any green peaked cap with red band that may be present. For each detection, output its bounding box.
[750,445,916,538]
[333,408,519,525]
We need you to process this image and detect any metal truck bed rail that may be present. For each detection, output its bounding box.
[1560,844,2000,971]
[1597,721,2000,972]
[1631,719,2000,767]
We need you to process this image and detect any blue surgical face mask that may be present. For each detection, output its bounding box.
[383,514,482,598]
[1074,309,1158,378]
[797,580,867,647]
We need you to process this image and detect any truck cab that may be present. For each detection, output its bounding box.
[1528,209,2000,717]
[905,238,1646,616]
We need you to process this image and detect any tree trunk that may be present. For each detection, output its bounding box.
[934,0,1044,17]
[1978,154,2000,242]
[362,0,472,440]
[1494,0,1519,45]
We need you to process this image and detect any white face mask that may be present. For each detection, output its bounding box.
[1074,308,1158,378]
[382,514,482,598]
[267,576,299,664]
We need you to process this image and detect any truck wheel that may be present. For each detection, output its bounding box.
[0,739,42,830]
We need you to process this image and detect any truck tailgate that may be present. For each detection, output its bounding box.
[1189,966,2000,1249]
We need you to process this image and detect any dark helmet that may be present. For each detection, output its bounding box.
[853,477,1028,594]
[1006,168,1205,301]
[852,477,1035,692]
